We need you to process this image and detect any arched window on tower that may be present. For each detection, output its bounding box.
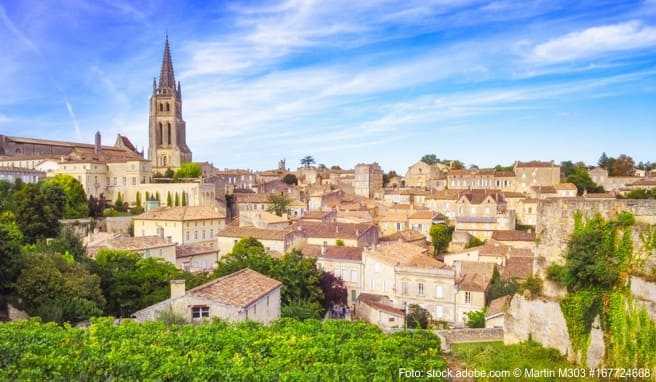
[158,123,163,145]
[167,122,172,145]
[166,103,170,112]
[159,103,164,112]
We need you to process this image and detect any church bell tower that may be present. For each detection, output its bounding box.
[148,35,192,174]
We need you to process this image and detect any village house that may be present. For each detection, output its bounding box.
[378,229,428,248]
[132,269,282,324]
[133,206,226,244]
[0,166,44,184]
[353,162,383,198]
[86,234,177,265]
[404,161,448,189]
[588,167,640,192]
[302,244,364,305]
[215,225,305,257]
[355,293,405,331]
[512,161,560,193]
[490,230,536,249]
[299,210,337,224]
[176,240,219,272]
[442,239,533,268]
[293,221,379,247]
[453,190,516,239]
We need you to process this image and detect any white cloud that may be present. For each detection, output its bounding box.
[531,20,656,63]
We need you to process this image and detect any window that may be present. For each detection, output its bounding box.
[158,123,163,145]
[351,270,358,283]
[167,122,171,144]
[435,305,444,318]
[435,285,444,299]
[194,231,198,240]
[351,290,356,302]
[159,103,164,112]
[166,103,170,111]
[186,231,190,241]
[418,282,424,296]
[191,306,209,320]
[465,291,472,304]
[402,281,408,295]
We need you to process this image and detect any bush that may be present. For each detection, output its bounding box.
[157,309,188,325]
[546,263,568,285]
[406,304,431,329]
[0,318,446,380]
[429,224,454,255]
[281,300,323,320]
[518,276,543,298]
[465,236,485,249]
[465,310,485,328]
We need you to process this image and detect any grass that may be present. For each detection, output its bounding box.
[451,340,594,381]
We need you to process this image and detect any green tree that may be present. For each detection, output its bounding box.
[335,239,345,247]
[566,164,604,195]
[598,152,609,168]
[16,252,105,323]
[174,192,180,206]
[300,155,315,168]
[429,224,453,255]
[465,309,486,328]
[156,191,161,201]
[465,236,485,248]
[174,163,202,180]
[406,304,431,329]
[164,168,175,178]
[421,154,438,165]
[114,192,127,212]
[282,173,298,185]
[42,175,89,218]
[181,191,188,206]
[135,191,142,208]
[215,239,325,317]
[0,219,24,301]
[93,249,186,317]
[14,183,65,243]
[486,266,518,302]
[561,213,634,292]
[166,192,173,207]
[608,154,635,176]
[267,193,291,217]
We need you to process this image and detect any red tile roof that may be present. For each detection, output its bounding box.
[188,268,282,307]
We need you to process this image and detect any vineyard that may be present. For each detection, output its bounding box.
[0,317,446,381]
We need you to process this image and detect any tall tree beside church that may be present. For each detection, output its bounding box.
[14,183,65,243]
[42,175,89,218]
[598,152,609,168]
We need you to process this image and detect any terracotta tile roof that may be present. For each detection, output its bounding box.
[486,295,512,318]
[502,191,525,198]
[531,186,557,194]
[217,226,291,241]
[379,229,426,243]
[378,210,411,222]
[584,192,615,199]
[357,293,404,316]
[501,256,533,280]
[300,244,363,261]
[408,210,437,220]
[630,178,656,186]
[301,211,334,220]
[136,206,225,221]
[176,240,217,259]
[555,183,577,190]
[459,189,506,205]
[87,234,173,257]
[235,193,273,203]
[494,171,515,177]
[188,268,282,307]
[427,189,461,200]
[293,221,375,240]
[515,161,558,168]
[456,216,497,224]
[457,261,495,291]
[367,242,445,269]
[491,230,535,242]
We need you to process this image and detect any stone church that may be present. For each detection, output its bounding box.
[148,36,192,174]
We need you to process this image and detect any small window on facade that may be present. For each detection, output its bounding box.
[465,291,472,304]
[418,282,424,296]
[191,306,209,319]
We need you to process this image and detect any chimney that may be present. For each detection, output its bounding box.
[94,131,101,155]
[170,279,185,299]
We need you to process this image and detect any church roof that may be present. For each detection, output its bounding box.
[158,35,176,90]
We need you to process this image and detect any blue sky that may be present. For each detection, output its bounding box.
[1,0,655,172]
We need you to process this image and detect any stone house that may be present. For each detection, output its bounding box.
[176,240,219,272]
[134,206,226,245]
[355,293,405,331]
[516,198,538,226]
[424,189,461,219]
[490,230,536,249]
[301,244,364,305]
[404,161,447,189]
[293,221,379,247]
[86,234,177,265]
[215,225,305,257]
[132,269,282,324]
[353,162,383,198]
[442,239,533,269]
[485,295,511,328]
[447,169,496,190]
[0,166,45,184]
[453,190,516,238]
[512,161,560,193]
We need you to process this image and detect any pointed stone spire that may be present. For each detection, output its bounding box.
[158,34,176,91]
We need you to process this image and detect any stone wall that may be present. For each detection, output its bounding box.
[535,198,656,269]
[631,276,656,320]
[503,295,604,368]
